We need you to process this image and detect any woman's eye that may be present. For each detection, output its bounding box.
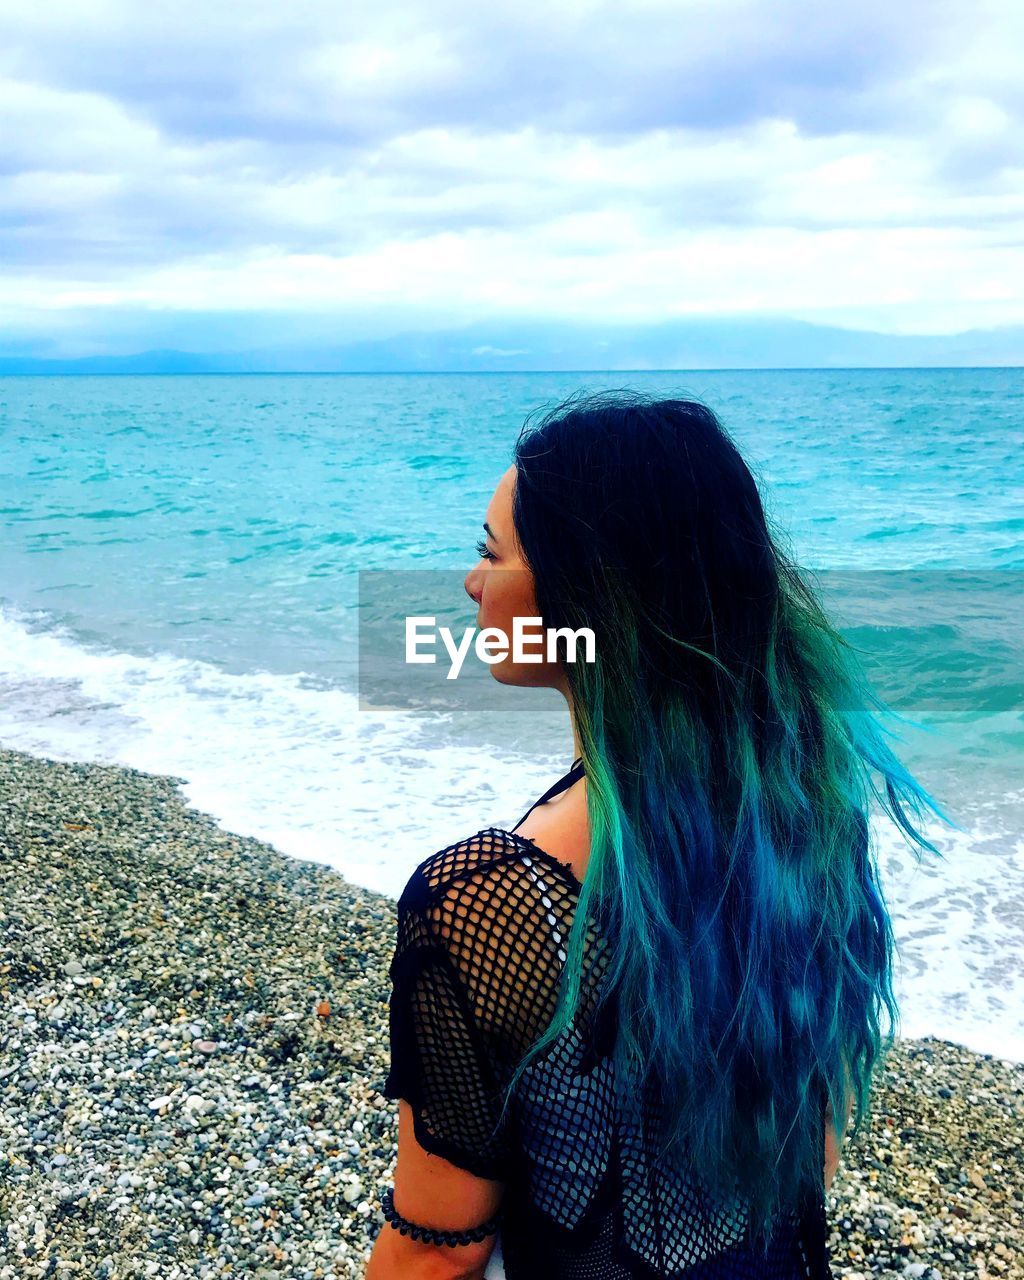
[475,538,496,562]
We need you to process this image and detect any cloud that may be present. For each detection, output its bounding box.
[0,0,981,143]
[0,0,1022,342]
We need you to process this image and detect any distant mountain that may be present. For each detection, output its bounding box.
[1,316,1021,373]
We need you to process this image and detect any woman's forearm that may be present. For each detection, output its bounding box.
[364,1221,489,1280]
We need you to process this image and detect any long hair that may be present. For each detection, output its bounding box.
[492,388,956,1251]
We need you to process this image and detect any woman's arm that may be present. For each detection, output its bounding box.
[364,1100,503,1280]
[365,1220,493,1280]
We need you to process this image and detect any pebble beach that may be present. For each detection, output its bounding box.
[1,746,1022,1280]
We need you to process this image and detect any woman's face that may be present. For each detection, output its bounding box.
[464,464,566,690]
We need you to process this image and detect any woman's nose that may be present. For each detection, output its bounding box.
[465,571,482,605]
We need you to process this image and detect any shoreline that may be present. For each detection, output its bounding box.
[1,746,1022,1279]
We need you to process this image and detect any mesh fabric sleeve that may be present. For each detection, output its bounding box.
[382,856,515,1181]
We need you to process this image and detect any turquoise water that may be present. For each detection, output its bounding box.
[0,370,1022,1058]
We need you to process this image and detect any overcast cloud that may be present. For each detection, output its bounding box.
[1,0,1022,351]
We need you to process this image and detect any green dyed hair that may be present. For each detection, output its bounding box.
[493,389,958,1251]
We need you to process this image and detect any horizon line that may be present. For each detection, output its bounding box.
[1,364,1022,376]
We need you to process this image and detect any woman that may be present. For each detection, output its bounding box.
[365,390,950,1280]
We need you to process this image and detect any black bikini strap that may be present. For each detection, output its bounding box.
[511,757,584,832]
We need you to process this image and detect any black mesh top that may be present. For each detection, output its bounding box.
[383,760,835,1280]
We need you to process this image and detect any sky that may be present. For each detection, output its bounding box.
[1,0,1023,357]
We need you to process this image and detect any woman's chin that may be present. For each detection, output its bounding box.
[487,662,558,690]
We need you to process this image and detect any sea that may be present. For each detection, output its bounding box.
[1,369,1021,1061]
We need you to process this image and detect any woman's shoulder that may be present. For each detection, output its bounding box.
[393,828,581,983]
[399,826,547,913]
[393,827,582,1053]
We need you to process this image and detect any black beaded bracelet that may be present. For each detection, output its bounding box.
[379,1184,504,1245]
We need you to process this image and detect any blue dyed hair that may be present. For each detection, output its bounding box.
[494,388,957,1250]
